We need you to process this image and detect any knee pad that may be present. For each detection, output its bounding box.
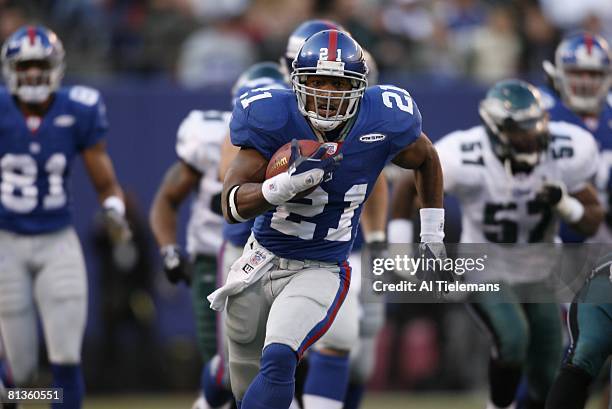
[260,343,297,382]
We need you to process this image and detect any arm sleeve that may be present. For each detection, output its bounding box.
[229,98,283,161]
[386,97,423,161]
[559,125,600,194]
[175,110,226,173]
[76,89,108,151]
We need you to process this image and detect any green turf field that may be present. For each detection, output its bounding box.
[18,391,605,409]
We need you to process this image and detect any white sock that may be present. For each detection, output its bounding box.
[303,394,343,409]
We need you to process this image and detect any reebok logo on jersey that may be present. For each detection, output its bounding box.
[359,133,386,143]
[54,115,75,127]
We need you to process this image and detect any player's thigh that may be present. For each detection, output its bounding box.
[0,230,39,383]
[225,279,270,400]
[469,290,528,363]
[265,266,349,356]
[314,282,359,352]
[33,228,87,364]
[567,301,612,378]
[315,252,361,352]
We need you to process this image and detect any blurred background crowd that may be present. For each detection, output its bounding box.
[1,0,611,87]
[1,0,610,399]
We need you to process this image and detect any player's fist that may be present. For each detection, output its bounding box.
[160,244,191,285]
[262,139,342,205]
[102,207,132,244]
[536,181,585,224]
[534,182,564,207]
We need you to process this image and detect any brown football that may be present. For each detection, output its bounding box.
[265,140,340,179]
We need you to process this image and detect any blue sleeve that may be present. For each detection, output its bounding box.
[74,89,108,151]
[386,97,422,162]
[229,90,289,160]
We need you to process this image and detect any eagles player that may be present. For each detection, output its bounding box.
[545,252,612,409]
[394,79,603,409]
[541,32,612,243]
[218,30,444,409]
[0,26,130,409]
[149,107,230,406]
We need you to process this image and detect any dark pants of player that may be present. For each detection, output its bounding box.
[191,254,220,363]
[546,270,612,409]
[469,286,563,409]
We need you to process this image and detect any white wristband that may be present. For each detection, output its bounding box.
[229,185,248,223]
[103,196,125,217]
[556,195,584,224]
[420,208,445,242]
[388,219,414,243]
[364,230,386,243]
[261,173,295,206]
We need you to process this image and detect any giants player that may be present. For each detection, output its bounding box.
[218,30,444,409]
[0,26,130,409]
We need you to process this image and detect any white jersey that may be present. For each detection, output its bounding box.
[176,110,231,256]
[436,122,599,282]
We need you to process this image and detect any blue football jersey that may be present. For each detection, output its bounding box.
[0,85,108,234]
[223,77,289,247]
[231,85,422,262]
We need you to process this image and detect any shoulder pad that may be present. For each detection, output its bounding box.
[364,85,422,134]
[66,85,101,107]
[235,88,293,132]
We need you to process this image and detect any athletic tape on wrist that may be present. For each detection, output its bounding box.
[420,208,445,242]
[103,195,125,216]
[556,195,584,224]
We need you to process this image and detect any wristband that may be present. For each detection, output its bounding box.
[103,195,125,217]
[420,208,445,242]
[228,185,248,223]
[388,219,414,243]
[364,230,386,243]
[556,195,584,224]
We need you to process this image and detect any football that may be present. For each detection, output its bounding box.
[265,139,340,179]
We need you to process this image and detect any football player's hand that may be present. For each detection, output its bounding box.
[534,182,565,207]
[160,245,191,285]
[416,235,454,298]
[262,139,342,205]
[102,207,132,244]
[536,181,584,224]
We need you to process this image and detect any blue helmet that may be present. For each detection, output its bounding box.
[282,19,345,79]
[291,29,368,132]
[231,61,286,105]
[543,31,611,114]
[1,25,65,103]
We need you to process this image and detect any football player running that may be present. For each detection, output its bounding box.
[393,79,603,409]
[545,252,612,409]
[541,32,612,243]
[215,21,390,409]
[149,106,231,407]
[217,29,444,409]
[0,26,130,409]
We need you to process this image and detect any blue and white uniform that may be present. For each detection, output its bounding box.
[223,83,421,399]
[0,85,106,384]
